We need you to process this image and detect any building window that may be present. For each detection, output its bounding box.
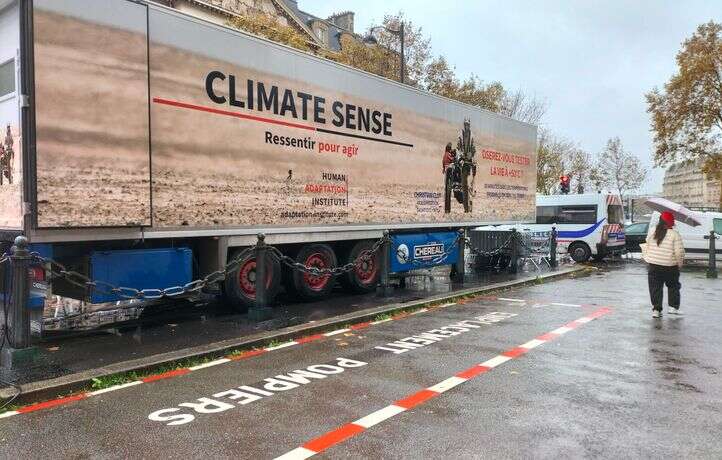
[315,24,328,45]
[0,59,15,98]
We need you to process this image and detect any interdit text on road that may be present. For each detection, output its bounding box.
[147,312,515,426]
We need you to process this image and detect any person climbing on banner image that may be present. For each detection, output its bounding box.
[644,211,684,318]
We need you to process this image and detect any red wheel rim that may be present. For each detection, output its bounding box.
[237,258,272,299]
[238,259,257,297]
[355,253,377,285]
[303,253,331,291]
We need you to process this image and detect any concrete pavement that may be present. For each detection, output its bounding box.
[0,262,720,458]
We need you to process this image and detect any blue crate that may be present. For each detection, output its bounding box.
[90,248,193,303]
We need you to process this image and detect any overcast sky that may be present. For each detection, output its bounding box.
[307,0,722,193]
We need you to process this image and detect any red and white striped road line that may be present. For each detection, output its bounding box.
[0,301,459,420]
[274,307,612,460]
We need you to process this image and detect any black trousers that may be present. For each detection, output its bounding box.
[648,264,681,311]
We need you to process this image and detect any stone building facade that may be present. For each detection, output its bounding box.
[662,159,721,209]
[153,0,357,52]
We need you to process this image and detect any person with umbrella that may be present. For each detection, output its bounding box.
[644,211,685,318]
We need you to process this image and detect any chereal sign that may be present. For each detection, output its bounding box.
[391,232,459,272]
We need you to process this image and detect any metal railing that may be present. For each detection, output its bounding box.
[0,227,568,353]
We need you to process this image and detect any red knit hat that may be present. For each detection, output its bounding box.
[661,211,675,228]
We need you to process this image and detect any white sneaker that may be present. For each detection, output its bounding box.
[668,307,681,315]
[652,310,662,318]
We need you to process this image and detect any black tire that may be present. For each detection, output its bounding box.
[289,243,338,301]
[444,169,452,213]
[568,242,592,263]
[340,240,381,293]
[223,248,281,312]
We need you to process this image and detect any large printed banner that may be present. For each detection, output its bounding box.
[31,0,536,230]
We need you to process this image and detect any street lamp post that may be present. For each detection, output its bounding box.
[364,23,405,84]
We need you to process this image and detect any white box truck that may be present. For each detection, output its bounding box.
[0,0,537,313]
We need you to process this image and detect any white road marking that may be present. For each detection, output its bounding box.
[409,308,429,315]
[481,355,512,368]
[550,302,582,307]
[188,358,232,371]
[551,326,573,335]
[519,339,546,350]
[323,328,351,337]
[370,318,393,325]
[575,317,593,323]
[353,405,406,428]
[88,380,143,396]
[274,307,613,460]
[0,411,19,418]
[427,376,467,393]
[497,298,526,303]
[274,447,317,460]
[265,342,298,351]
[436,302,456,308]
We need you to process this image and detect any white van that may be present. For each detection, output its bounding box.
[473,193,626,262]
[648,210,722,261]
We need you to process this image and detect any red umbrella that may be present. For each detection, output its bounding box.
[643,197,702,227]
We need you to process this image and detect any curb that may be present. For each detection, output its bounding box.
[1,266,586,405]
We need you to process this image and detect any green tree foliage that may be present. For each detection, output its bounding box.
[365,12,431,85]
[423,57,505,111]
[646,21,722,206]
[335,33,398,80]
[227,11,515,116]
[227,13,312,52]
[536,129,571,194]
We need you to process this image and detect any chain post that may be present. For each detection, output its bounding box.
[377,230,392,297]
[249,233,273,321]
[2,236,38,370]
[508,228,519,274]
[707,230,718,279]
[550,226,558,269]
[9,236,31,348]
[452,229,465,283]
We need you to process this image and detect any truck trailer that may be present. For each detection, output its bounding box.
[0,0,537,321]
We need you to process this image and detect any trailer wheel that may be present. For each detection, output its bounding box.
[341,240,381,293]
[290,243,337,300]
[223,249,281,311]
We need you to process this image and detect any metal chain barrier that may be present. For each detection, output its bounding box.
[18,230,534,304]
[30,247,254,301]
[270,234,390,277]
[28,234,393,301]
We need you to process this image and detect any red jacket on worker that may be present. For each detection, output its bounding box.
[442,145,455,173]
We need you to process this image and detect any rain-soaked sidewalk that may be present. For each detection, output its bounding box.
[1,264,571,388]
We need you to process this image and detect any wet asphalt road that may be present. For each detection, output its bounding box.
[1,262,721,459]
